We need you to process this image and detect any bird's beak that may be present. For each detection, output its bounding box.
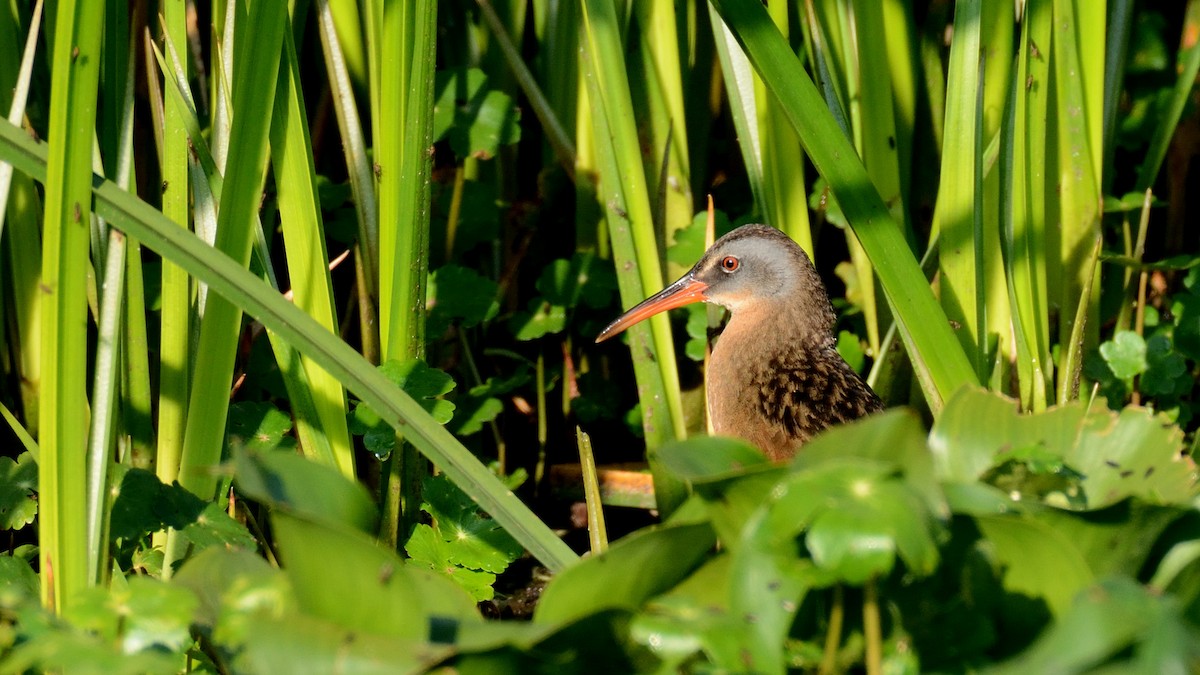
[595,274,709,343]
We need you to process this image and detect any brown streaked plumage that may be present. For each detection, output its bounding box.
[596,224,882,461]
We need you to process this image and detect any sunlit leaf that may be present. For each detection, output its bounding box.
[931,388,1196,510]
[1099,330,1147,381]
[432,67,521,159]
[0,452,37,530]
[508,299,568,340]
[404,524,497,601]
[233,447,377,533]
[225,401,295,454]
[535,522,716,626]
[421,474,523,574]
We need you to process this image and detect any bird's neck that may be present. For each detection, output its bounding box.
[722,299,832,355]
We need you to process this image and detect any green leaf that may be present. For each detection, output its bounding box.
[350,359,457,455]
[508,299,568,340]
[108,468,206,542]
[270,510,478,639]
[447,394,503,437]
[177,502,257,552]
[0,554,38,604]
[404,524,498,601]
[427,264,500,336]
[1143,334,1188,397]
[805,505,896,584]
[683,304,709,362]
[231,613,450,675]
[173,547,293,634]
[1099,330,1147,381]
[233,447,378,533]
[985,577,1200,673]
[931,388,1196,510]
[225,401,295,453]
[432,68,521,159]
[836,330,866,374]
[421,474,523,574]
[972,512,1094,617]
[536,253,618,309]
[0,452,37,530]
[657,436,769,484]
[535,522,717,626]
[667,210,734,267]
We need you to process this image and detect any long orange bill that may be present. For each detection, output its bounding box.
[595,274,709,343]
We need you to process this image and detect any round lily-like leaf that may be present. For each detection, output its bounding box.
[0,452,37,530]
[931,387,1197,510]
[806,505,896,585]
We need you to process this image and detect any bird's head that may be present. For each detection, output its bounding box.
[596,224,835,343]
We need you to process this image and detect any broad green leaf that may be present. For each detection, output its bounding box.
[508,298,568,340]
[405,523,497,601]
[270,510,477,639]
[535,522,716,626]
[1142,335,1188,396]
[536,254,617,309]
[667,210,733,267]
[421,474,523,574]
[657,436,769,484]
[432,67,522,159]
[0,452,37,530]
[836,330,866,374]
[63,578,198,658]
[231,613,451,675]
[233,447,377,534]
[108,468,206,542]
[225,401,295,453]
[931,388,1196,510]
[446,394,503,437]
[427,264,500,336]
[793,409,946,520]
[1099,330,1147,381]
[177,502,257,552]
[985,577,1200,674]
[350,359,457,455]
[973,513,1095,617]
[683,304,708,362]
[173,547,292,632]
[0,554,38,603]
[805,505,896,584]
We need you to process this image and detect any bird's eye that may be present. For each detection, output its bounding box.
[720,256,739,272]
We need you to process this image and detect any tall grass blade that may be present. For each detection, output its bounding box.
[708,0,977,410]
[271,26,355,478]
[581,0,687,512]
[709,5,767,219]
[375,0,438,547]
[38,0,105,612]
[156,0,194,489]
[0,117,581,573]
[0,0,44,436]
[932,0,984,378]
[1000,1,1052,411]
[168,0,288,571]
[1051,0,1103,399]
[86,230,125,585]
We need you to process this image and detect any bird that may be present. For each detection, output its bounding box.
[596,224,882,461]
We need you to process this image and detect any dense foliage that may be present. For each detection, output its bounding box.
[1,0,1200,672]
